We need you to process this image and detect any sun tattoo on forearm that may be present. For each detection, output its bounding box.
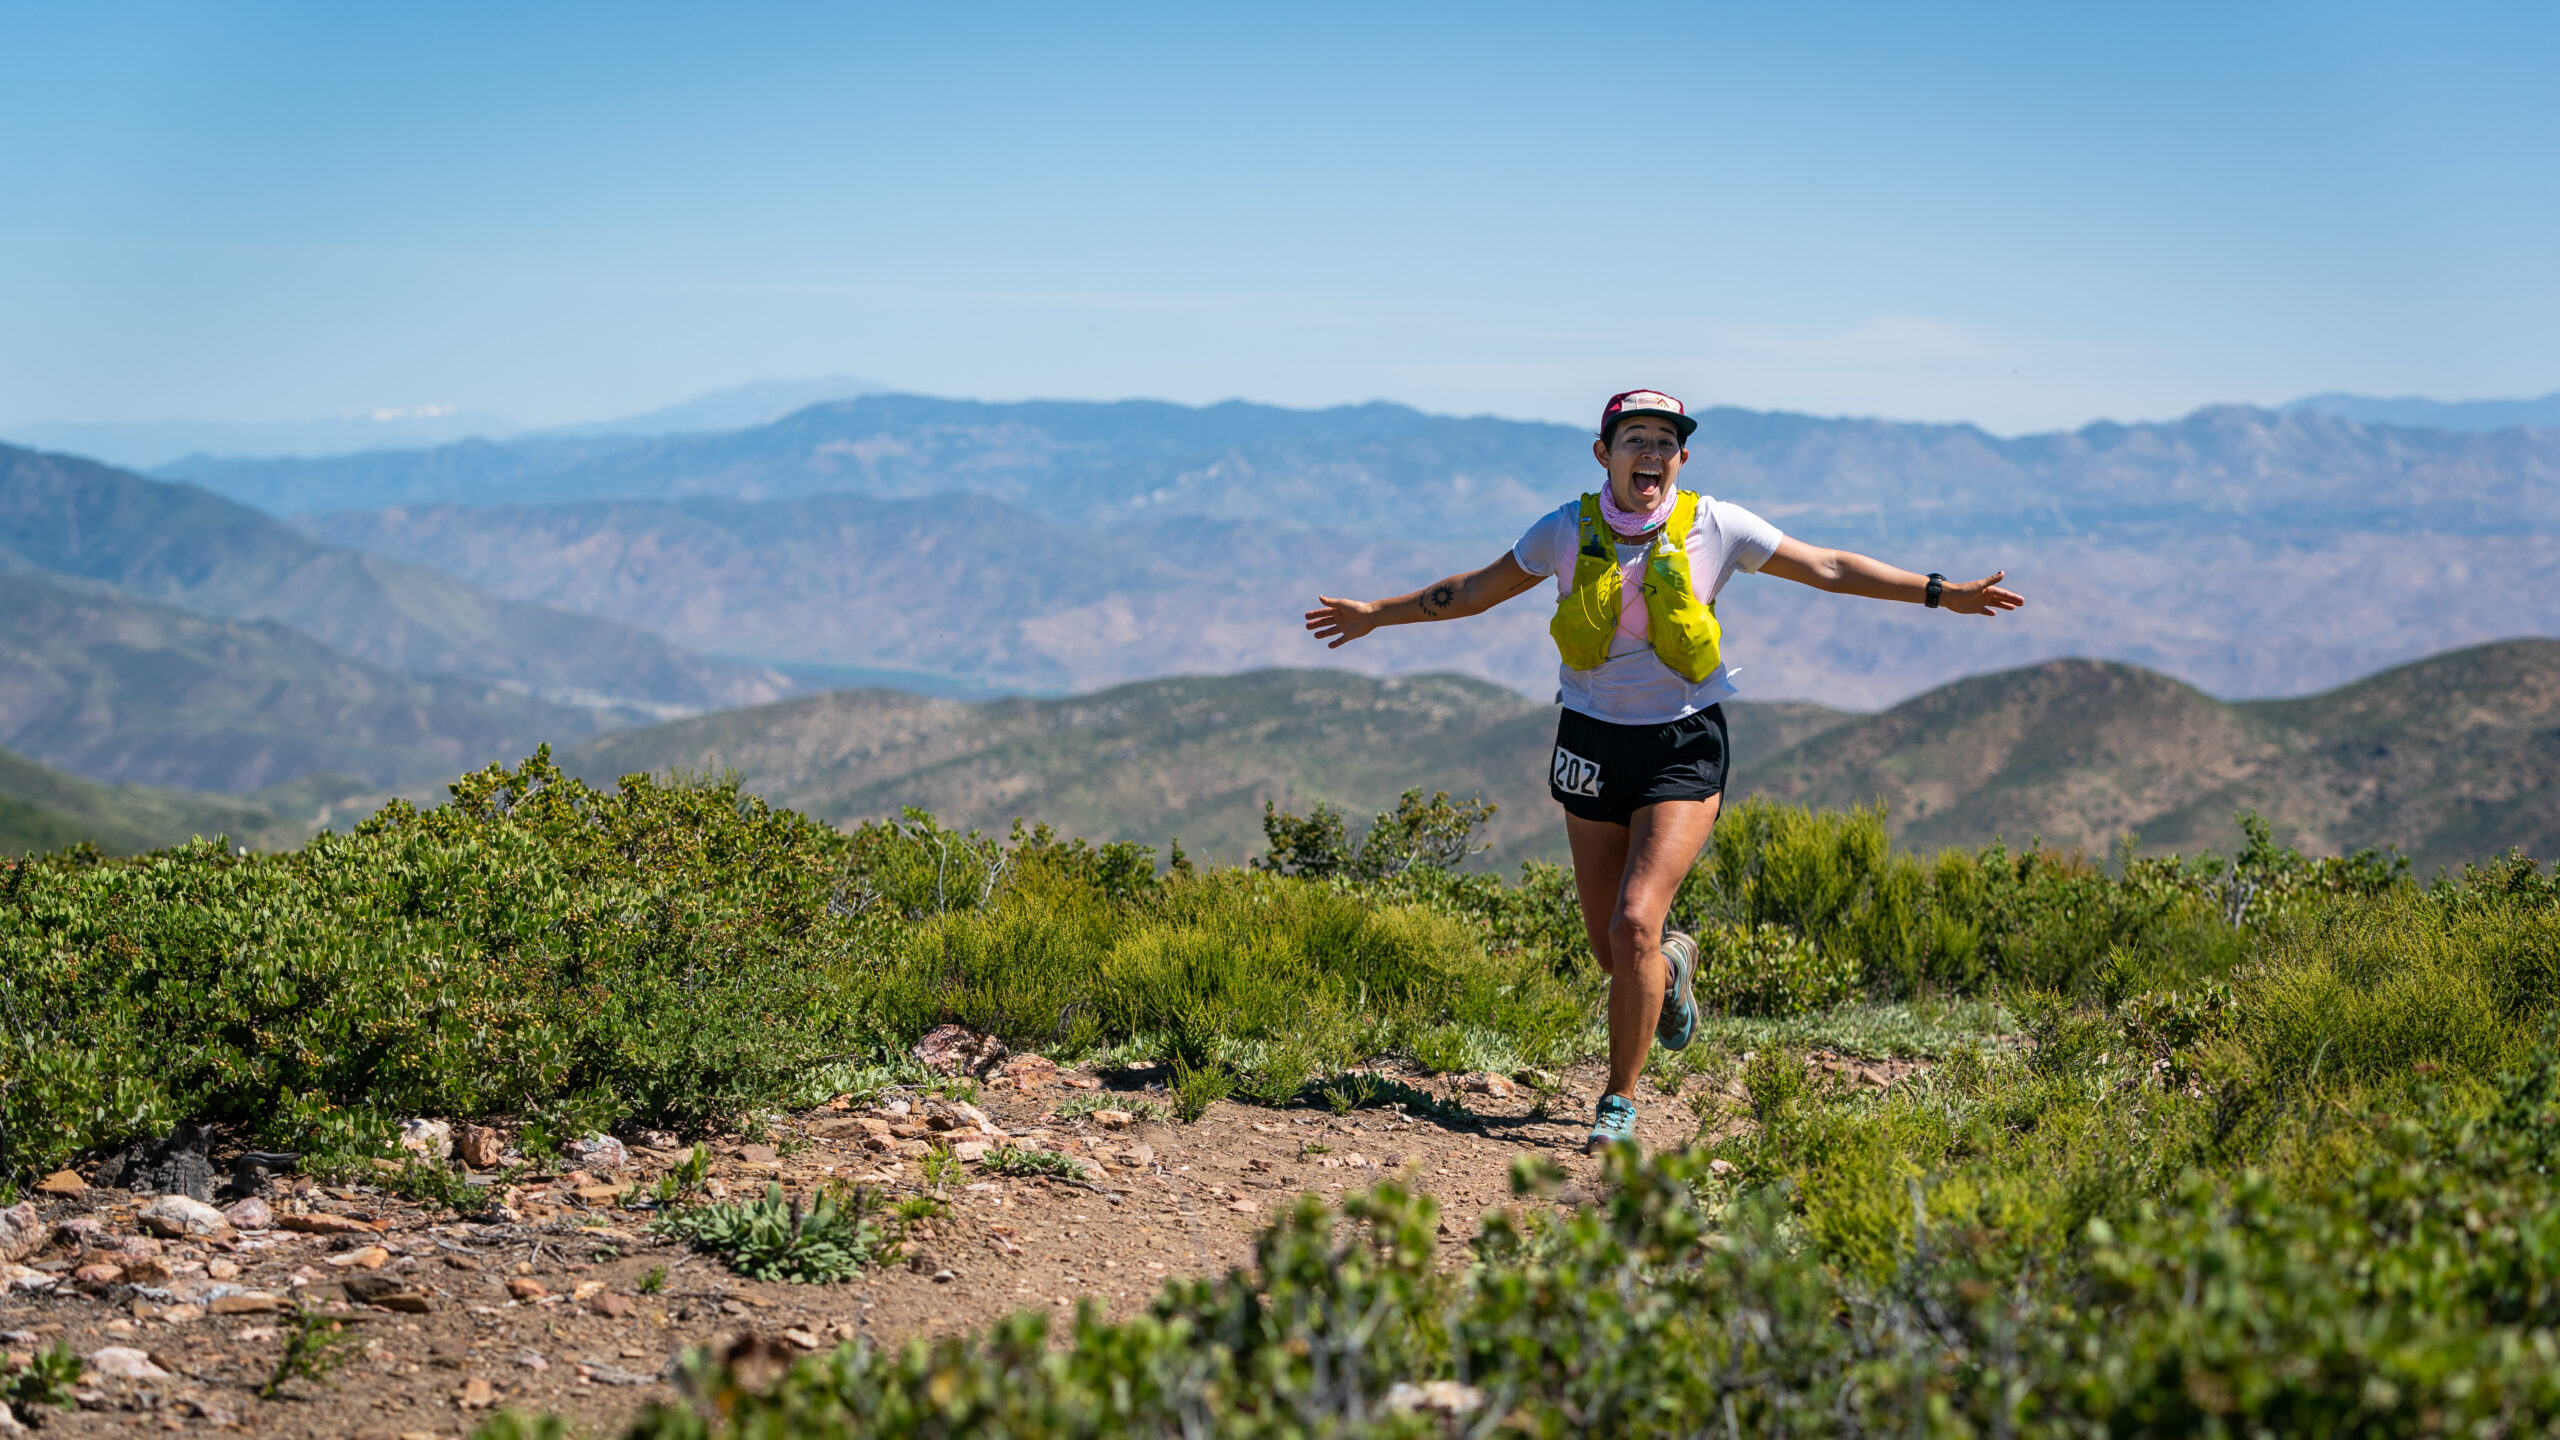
[1418,583,1458,618]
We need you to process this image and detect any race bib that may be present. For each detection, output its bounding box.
[1550,745,1603,798]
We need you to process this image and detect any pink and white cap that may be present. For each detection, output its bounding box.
[1600,388,1698,440]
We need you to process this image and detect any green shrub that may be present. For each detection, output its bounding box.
[655,1181,889,1283]
[1169,1055,1233,1121]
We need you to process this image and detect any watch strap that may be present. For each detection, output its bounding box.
[1924,573,1945,609]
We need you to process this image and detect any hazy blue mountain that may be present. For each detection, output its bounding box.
[4,375,889,471]
[175,395,2560,550]
[536,375,887,439]
[0,443,789,720]
[0,569,599,792]
[4,409,525,470]
[2284,390,2560,433]
[300,492,1550,696]
[285,396,2560,707]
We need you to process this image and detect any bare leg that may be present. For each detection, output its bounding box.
[1566,797,1722,1102]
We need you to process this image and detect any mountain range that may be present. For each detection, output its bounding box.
[559,640,2560,875]
[0,376,887,470]
[0,442,793,804]
[233,393,2560,707]
[2284,389,2560,433]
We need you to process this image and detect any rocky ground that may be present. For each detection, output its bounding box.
[0,1047,1924,1438]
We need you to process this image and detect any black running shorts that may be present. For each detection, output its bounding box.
[1546,704,1730,825]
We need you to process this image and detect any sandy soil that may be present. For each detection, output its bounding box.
[1,1051,1922,1438]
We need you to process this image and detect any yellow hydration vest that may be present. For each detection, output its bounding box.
[1547,490,1724,682]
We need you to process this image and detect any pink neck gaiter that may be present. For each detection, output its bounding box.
[1599,481,1674,538]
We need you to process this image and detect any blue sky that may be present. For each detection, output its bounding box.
[3,2,2553,434]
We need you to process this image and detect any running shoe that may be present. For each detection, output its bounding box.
[1585,1093,1638,1154]
[1657,929,1700,1052]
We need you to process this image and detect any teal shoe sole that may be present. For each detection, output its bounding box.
[1657,930,1699,1051]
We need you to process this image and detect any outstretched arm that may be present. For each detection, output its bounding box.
[1758,537,2024,616]
[1305,551,1545,649]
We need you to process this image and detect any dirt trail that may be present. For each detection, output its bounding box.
[3,1052,1921,1437]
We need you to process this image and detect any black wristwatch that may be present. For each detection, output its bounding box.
[1924,573,1945,609]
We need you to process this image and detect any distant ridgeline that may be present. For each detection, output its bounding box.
[152,391,2560,707]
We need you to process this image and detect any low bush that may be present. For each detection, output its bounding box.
[655,1181,891,1283]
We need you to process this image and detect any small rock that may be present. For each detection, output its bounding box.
[35,1170,85,1198]
[733,1143,779,1165]
[632,1129,680,1150]
[998,1054,1059,1089]
[124,1256,175,1285]
[275,1212,375,1236]
[931,1269,957,1283]
[877,1099,913,1118]
[565,1134,628,1171]
[507,1277,548,1301]
[205,1258,241,1281]
[1709,1158,1735,1176]
[1063,1075,1102,1090]
[1116,1144,1155,1168]
[399,1119,454,1160]
[139,1194,232,1240]
[913,1024,1009,1077]
[1512,1067,1562,1091]
[574,1184,627,1206]
[1456,1072,1517,1099]
[950,1141,991,1163]
[92,1124,219,1202]
[342,1272,410,1304]
[594,1292,638,1319]
[581,1363,655,1386]
[323,1245,391,1270]
[220,1196,272,1231]
[73,1263,125,1286]
[1092,1110,1135,1130]
[571,1279,608,1302]
[84,1346,173,1381]
[783,1327,822,1350]
[0,1204,39,1263]
[54,1216,108,1248]
[0,1399,24,1433]
[456,1124,506,1169]
[457,1375,497,1409]
[208,1292,281,1315]
[1226,1199,1258,1214]
[855,1117,894,1138]
[516,1350,549,1371]
[0,1264,54,1293]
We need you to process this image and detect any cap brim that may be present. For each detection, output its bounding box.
[1611,407,1698,439]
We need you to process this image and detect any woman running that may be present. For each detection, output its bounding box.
[1304,388,2023,1153]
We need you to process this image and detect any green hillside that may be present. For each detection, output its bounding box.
[0,745,300,856]
[1747,638,2560,870]
[565,642,2557,873]
[562,670,1851,869]
[0,569,601,791]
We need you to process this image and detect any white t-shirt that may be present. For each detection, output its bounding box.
[1512,493,1785,725]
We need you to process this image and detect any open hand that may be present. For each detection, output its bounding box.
[1941,571,2025,616]
[1304,596,1380,649]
